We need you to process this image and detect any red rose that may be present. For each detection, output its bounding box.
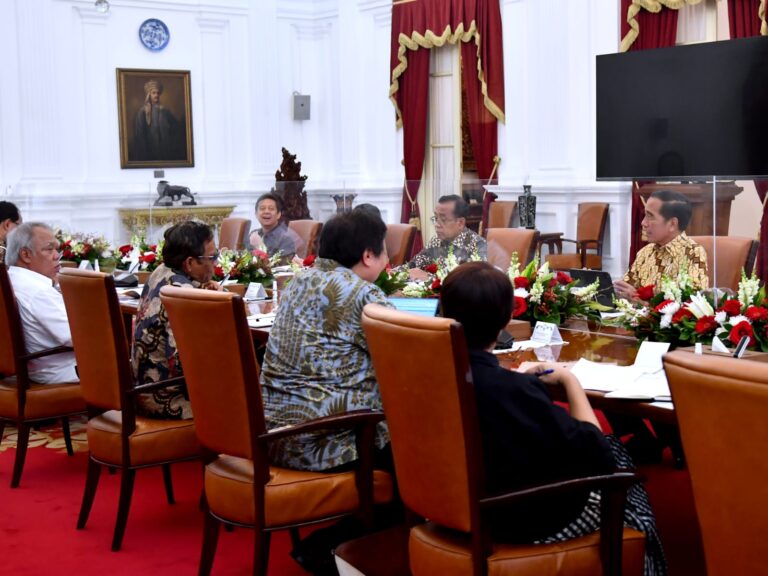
[148,244,157,252]
[252,249,269,261]
[745,306,768,322]
[302,254,316,267]
[514,277,530,289]
[694,315,718,335]
[430,278,442,291]
[653,299,674,313]
[556,271,573,285]
[62,249,73,259]
[141,253,157,264]
[543,289,557,302]
[636,285,655,301]
[512,296,527,318]
[672,308,693,323]
[118,244,132,256]
[214,266,224,277]
[424,263,438,274]
[548,278,558,288]
[728,321,755,347]
[81,244,91,255]
[721,299,742,316]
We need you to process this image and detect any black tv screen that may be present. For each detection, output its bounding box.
[596,36,768,180]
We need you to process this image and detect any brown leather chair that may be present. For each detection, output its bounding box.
[664,350,768,576]
[218,217,251,250]
[486,228,539,271]
[689,235,757,291]
[486,200,518,233]
[385,223,416,267]
[361,303,646,576]
[546,203,609,270]
[160,286,393,575]
[58,269,199,551]
[288,219,323,259]
[0,266,85,487]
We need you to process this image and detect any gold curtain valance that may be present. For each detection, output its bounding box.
[620,0,704,52]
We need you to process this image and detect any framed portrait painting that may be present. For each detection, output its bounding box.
[116,68,194,169]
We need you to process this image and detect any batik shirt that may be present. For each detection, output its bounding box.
[261,258,393,471]
[408,228,487,269]
[624,233,709,290]
[132,264,197,419]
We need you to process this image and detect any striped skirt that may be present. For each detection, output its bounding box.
[534,435,668,576]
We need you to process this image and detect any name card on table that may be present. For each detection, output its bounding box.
[531,321,564,346]
[244,282,268,301]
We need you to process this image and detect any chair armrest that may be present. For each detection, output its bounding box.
[258,409,386,443]
[130,375,186,394]
[478,470,640,509]
[20,345,74,362]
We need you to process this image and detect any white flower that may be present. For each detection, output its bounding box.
[738,272,760,307]
[660,314,673,329]
[514,287,530,299]
[658,301,680,316]
[570,280,599,301]
[729,314,750,327]
[506,252,521,281]
[715,310,727,324]
[685,293,714,318]
[529,282,544,304]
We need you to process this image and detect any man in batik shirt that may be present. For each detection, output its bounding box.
[260,210,392,471]
[614,189,708,301]
[408,194,487,270]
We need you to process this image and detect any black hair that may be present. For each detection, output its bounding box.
[650,189,693,231]
[0,201,21,224]
[318,211,387,268]
[438,194,469,219]
[255,192,284,213]
[352,203,382,220]
[161,221,214,270]
[440,261,513,349]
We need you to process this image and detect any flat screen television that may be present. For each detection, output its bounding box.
[596,36,768,180]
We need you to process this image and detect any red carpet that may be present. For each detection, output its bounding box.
[0,420,706,575]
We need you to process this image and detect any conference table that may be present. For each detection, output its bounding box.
[119,294,675,425]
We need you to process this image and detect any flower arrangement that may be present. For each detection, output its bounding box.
[57,230,116,269]
[611,267,768,350]
[401,246,481,298]
[213,249,280,285]
[507,254,607,325]
[374,266,409,296]
[117,235,163,272]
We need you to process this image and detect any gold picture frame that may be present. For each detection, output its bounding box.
[116,68,194,169]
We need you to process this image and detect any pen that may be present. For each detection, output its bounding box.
[537,368,555,376]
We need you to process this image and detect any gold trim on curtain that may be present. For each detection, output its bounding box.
[389,21,505,128]
[620,0,704,52]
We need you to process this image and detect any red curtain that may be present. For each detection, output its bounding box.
[620,0,680,266]
[391,0,506,252]
[728,0,768,278]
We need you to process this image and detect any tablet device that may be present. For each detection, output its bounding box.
[388,297,440,317]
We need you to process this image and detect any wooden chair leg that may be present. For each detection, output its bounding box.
[255,530,272,576]
[11,422,31,488]
[198,511,221,576]
[61,417,74,456]
[111,468,136,551]
[289,527,301,550]
[78,457,103,529]
[162,463,175,504]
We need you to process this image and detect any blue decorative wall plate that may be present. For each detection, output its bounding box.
[139,19,170,51]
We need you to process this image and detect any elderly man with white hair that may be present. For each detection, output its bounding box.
[5,222,78,384]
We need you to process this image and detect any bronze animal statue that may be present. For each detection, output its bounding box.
[154,180,197,206]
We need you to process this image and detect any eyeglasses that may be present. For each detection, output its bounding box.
[430,215,457,225]
[196,250,220,262]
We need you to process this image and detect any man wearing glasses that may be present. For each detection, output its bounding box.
[133,220,222,419]
[407,194,487,271]
[0,201,22,264]
[5,222,78,384]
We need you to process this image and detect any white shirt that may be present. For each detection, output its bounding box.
[7,266,78,384]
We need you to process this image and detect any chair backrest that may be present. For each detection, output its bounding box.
[58,269,131,412]
[288,219,323,259]
[218,217,251,250]
[486,200,517,231]
[385,224,416,267]
[689,235,756,291]
[161,286,263,463]
[0,266,26,381]
[362,304,481,533]
[664,350,768,576]
[576,203,609,248]
[486,228,538,270]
